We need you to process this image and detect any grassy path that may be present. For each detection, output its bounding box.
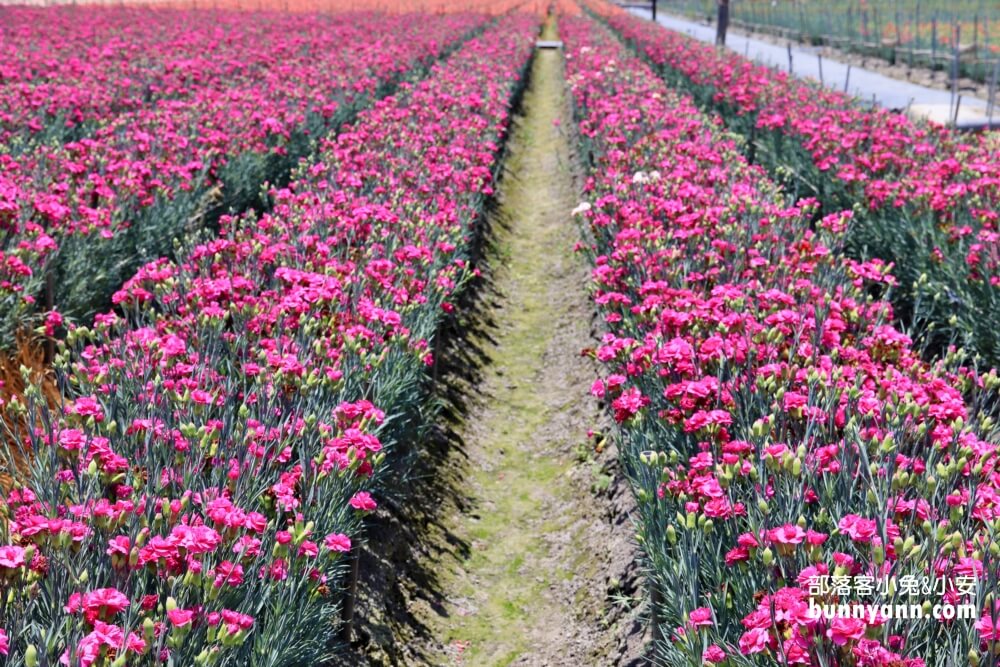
[405,18,622,667]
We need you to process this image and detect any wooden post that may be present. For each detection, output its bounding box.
[818,54,824,85]
[895,1,902,49]
[951,23,960,120]
[787,42,793,73]
[932,13,938,67]
[873,5,881,48]
[716,0,729,46]
[651,0,656,23]
[988,57,999,124]
[986,13,991,57]
[844,64,852,93]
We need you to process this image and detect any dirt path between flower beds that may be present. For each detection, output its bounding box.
[396,21,644,667]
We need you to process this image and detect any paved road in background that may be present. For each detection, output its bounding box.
[629,8,991,118]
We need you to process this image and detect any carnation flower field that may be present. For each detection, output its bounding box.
[596,9,1000,369]
[1,1,999,666]
[568,10,1000,665]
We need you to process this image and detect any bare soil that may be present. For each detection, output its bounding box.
[337,17,648,667]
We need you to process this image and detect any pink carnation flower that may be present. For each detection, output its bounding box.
[349,491,377,511]
[827,616,866,645]
[739,626,770,654]
[688,606,713,628]
[324,533,352,552]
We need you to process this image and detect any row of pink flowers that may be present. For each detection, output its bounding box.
[0,8,362,143]
[0,9,485,338]
[565,13,998,667]
[593,3,1000,367]
[1,14,537,666]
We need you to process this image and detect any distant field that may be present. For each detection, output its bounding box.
[0,0,501,9]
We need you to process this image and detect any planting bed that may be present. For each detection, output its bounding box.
[2,2,999,666]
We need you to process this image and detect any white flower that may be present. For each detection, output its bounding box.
[571,202,592,216]
[649,170,662,181]
[632,171,649,184]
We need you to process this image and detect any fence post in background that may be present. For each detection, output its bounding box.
[894,1,902,60]
[932,13,938,72]
[787,42,793,73]
[988,57,999,124]
[716,0,729,46]
[844,63,852,93]
[818,54,824,85]
[873,4,881,48]
[651,0,656,23]
[986,13,991,57]
[951,23,960,120]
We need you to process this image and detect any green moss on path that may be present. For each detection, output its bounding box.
[404,17,621,667]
